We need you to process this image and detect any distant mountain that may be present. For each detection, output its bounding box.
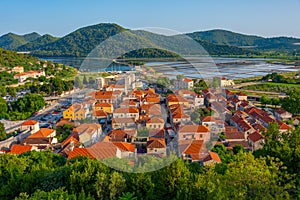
[187,29,300,53]
[17,34,59,51]
[30,23,126,57]
[0,32,40,50]
[10,23,254,57]
[1,24,299,57]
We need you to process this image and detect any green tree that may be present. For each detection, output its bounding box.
[281,89,300,115]
[75,76,83,89]
[118,192,137,200]
[109,172,126,200]
[7,87,17,97]
[0,122,6,141]
[0,85,7,97]
[0,97,8,118]
[176,74,185,80]
[95,172,109,199]
[271,97,280,108]
[83,75,88,85]
[260,94,271,107]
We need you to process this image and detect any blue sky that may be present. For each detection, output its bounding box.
[1,0,300,37]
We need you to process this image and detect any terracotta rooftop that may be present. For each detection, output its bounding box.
[28,128,55,138]
[179,125,209,133]
[112,118,135,124]
[94,102,112,107]
[87,142,118,160]
[147,117,164,124]
[21,120,38,126]
[67,148,95,160]
[10,144,32,154]
[202,152,221,163]
[248,131,263,142]
[112,142,135,152]
[114,107,139,113]
[147,138,166,148]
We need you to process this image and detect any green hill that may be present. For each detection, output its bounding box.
[1,24,299,58]
[0,32,40,50]
[30,23,126,57]
[187,29,300,53]
[17,34,59,51]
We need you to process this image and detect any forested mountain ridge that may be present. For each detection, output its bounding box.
[17,34,59,51]
[1,23,300,57]
[187,29,300,53]
[0,32,41,50]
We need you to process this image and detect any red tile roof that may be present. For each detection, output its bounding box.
[147,117,164,124]
[28,128,55,138]
[88,142,118,160]
[147,138,166,148]
[94,102,112,107]
[10,144,32,154]
[179,125,209,133]
[112,142,135,152]
[21,120,38,126]
[202,152,221,163]
[114,107,139,113]
[248,131,263,142]
[67,148,94,160]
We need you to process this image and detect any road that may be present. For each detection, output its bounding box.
[231,81,262,89]
[4,88,93,133]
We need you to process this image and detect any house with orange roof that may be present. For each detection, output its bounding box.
[94,102,113,113]
[14,70,45,83]
[113,107,139,121]
[112,118,136,129]
[87,142,122,160]
[172,111,191,124]
[146,117,165,130]
[202,152,222,166]
[142,93,161,105]
[274,109,292,121]
[141,103,161,114]
[106,84,126,93]
[277,121,292,133]
[20,120,39,133]
[120,99,138,108]
[166,94,189,107]
[63,103,87,120]
[248,131,264,151]
[67,147,95,160]
[92,110,109,121]
[10,144,35,154]
[28,128,56,139]
[174,78,194,89]
[236,92,248,101]
[224,126,246,142]
[220,77,235,87]
[93,91,118,105]
[112,142,135,158]
[179,140,207,162]
[74,123,102,147]
[12,66,24,73]
[107,129,137,142]
[178,125,210,141]
[59,132,81,157]
[147,138,166,156]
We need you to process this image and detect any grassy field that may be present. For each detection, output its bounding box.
[240,82,300,93]
[234,70,300,84]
